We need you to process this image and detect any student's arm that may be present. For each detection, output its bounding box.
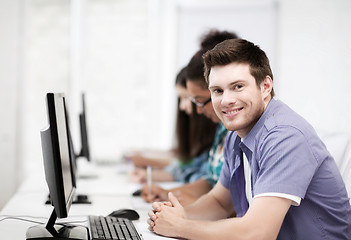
[152,170,175,182]
[148,182,233,229]
[149,184,291,240]
[184,181,235,220]
[124,150,172,168]
[129,168,175,184]
[141,178,212,205]
[172,178,212,199]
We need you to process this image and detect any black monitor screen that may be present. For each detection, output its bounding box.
[26,93,88,239]
[56,96,74,205]
[41,92,75,218]
[78,93,90,161]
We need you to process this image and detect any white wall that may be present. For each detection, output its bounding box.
[22,0,71,174]
[277,0,351,134]
[0,0,23,209]
[173,0,277,69]
[1,0,351,209]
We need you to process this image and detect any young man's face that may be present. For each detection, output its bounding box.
[208,63,272,138]
[186,80,221,123]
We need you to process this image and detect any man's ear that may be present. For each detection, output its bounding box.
[261,76,273,99]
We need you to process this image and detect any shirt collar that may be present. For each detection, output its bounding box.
[242,98,277,152]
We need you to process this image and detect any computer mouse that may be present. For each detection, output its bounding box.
[108,209,140,221]
[132,189,142,196]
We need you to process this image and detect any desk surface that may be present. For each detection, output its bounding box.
[0,160,176,240]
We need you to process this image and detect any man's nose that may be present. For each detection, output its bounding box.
[221,90,236,105]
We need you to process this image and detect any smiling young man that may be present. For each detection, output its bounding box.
[147,38,351,239]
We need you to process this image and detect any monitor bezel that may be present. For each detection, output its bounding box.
[42,92,76,218]
[77,93,90,161]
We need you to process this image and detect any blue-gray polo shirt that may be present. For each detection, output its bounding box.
[220,98,351,239]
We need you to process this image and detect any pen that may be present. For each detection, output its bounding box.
[147,165,152,195]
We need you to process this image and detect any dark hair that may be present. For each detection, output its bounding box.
[185,50,208,89]
[174,67,217,162]
[186,29,238,89]
[175,108,217,162]
[175,66,187,88]
[203,38,275,97]
[200,29,239,51]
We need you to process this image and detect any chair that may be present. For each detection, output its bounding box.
[318,131,351,201]
[340,142,351,201]
[318,131,351,169]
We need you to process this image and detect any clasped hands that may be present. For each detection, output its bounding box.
[147,192,186,237]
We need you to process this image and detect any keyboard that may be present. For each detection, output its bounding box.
[88,215,142,240]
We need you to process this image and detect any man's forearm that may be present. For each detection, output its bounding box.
[167,216,277,240]
[174,196,290,240]
[184,189,233,220]
[161,217,249,240]
[185,182,235,221]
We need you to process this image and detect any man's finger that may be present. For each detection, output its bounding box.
[168,192,182,208]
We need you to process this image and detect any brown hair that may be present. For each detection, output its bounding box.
[203,38,275,97]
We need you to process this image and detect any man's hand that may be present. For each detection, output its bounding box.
[147,200,172,231]
[149,192,187,237]
[141,184,169,202]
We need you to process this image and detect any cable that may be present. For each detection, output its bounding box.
[0,214,89,238]
[0,214,88,225]
[0,215,46,224]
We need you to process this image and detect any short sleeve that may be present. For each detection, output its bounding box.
[254,126,319,199]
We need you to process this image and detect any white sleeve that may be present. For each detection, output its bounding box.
[254,192,301,206]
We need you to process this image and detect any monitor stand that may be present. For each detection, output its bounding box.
[45,194,91,205]
[26,210,88,240]
[73,194,92,204]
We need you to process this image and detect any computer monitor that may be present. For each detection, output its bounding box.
[26,93,88,239]
[77,93,90,162]
[44,95,91,205]
[65,99,91,204]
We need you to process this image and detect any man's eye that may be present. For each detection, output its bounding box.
[235,84,243,90]
[213,89,223,94]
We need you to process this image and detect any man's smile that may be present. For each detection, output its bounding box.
[223,107,243,116]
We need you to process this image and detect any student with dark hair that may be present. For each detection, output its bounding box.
[174,66,217,167]
[128,66,217,184]
[147,38,351,239]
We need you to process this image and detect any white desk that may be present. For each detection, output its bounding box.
[0,160,176,240]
